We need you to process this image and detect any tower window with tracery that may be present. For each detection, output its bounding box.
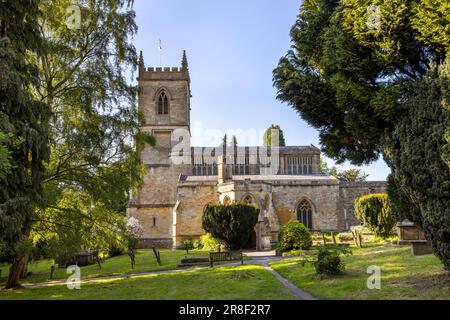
[158,91,169,115]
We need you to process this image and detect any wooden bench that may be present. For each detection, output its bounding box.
[209,251,243,267]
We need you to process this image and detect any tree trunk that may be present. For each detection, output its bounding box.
[5,252,28,289]
[20,255,29,279]
[5,211,33,289]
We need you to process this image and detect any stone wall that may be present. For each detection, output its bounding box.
[217,176,341,231]
[139,238,173,249]
[172,179,219,248]
[129,163,189,246]
[271,183,340,230]
[338,181,387,229]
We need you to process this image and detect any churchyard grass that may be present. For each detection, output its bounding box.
[0,265,295,300]
[0,249,211,286]
[270,244,450,300]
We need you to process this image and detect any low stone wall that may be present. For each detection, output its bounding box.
[139,238,173,249]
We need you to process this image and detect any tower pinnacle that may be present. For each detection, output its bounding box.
[181,50,188,70]
[138,50,145,75]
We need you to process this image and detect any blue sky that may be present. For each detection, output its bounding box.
[132,0,390,181]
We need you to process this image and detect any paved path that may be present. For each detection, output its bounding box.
[242,250,316,300]
[263,266,315,300]
[12,251,316,299]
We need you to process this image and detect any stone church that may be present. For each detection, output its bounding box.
[128,51,386,250]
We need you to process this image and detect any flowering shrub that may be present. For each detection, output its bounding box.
[125,217,144,249]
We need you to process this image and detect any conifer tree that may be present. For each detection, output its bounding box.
[273,0,450,269]
[0,0,51,288]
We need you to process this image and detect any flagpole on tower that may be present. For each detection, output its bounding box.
[158,39,162,66]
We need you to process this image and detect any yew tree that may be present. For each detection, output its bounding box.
[273,0,450,269]
[0,0,51,288]
[202,203,259,250]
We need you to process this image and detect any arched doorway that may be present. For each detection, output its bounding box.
[296,199,313,229]
[223,196,231,205]
[244,229,257,249]
[241,194,258,249]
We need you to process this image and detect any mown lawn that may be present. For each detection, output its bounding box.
[0,265,295,300]
[0,249,211,285]
[270,244,450,300]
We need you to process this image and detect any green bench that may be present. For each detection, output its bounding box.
[209,251,244,267]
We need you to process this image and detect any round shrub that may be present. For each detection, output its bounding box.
[354,193,396,239]
[278,221,312,252]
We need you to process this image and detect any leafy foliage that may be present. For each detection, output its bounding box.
[31,190,127,262]
[1,0,154,287]
[354,193,395,239]
[0,0,51,288]
[200,233,223,251]
[273,0,450,269]
[336,168,368,182]
[320,159,367,181]
[202,203,259,250]
[313,246,352,276]
[278,221,312,252]
[31,0,153,267]
[0,132,11,180]
[385,60,450,270]
[263,124,286,146]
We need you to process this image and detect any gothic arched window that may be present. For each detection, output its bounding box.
[297,199,313,229]
[158,91,169,115]
[243,195,253,204]
[223,196,231,205]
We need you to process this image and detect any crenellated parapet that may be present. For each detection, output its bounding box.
[138,50,190,81]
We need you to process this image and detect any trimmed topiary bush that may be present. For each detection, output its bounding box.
[278,221,312,252]
[354,193,395,239]
[202,203,259,250]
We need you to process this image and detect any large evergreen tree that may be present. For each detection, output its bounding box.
[273,0,450,269]
[0,0,51,288]
[386,60,450,269]
[0,132,11,180]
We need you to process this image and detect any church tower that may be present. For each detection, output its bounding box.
[129,51,192,248]
[137,50,191,151]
